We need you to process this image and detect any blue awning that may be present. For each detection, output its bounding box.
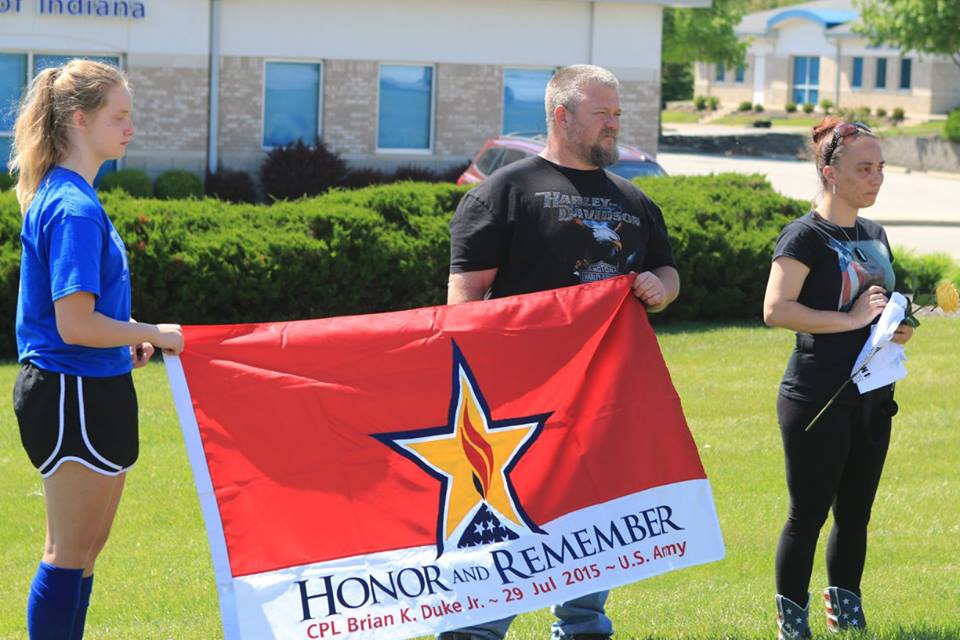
[767,8,857,29]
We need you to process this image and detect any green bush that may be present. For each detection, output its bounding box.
[634,173,804,322]
[891,107,905,123]
[98,169,152,197]
[944,108,960,143]
[2,178,957,358]
[738,101,753,112]
[707,96,720,111]
[857,106,871,118]
[876,107,887,118]
[892,250,958,297]
[0,172,13,191]
[802,102,815,114]
[820,99,834,114]
[661,62,694,105]
[1,192,23,357]
[694,95,708,111]
[753,103,764,113]
[835,107,854,121]
[154,170,204,200]
[785,102,798,113]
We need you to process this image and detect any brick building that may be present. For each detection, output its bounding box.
[1,0,708,177]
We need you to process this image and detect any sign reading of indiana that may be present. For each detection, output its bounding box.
[165,276,725,640]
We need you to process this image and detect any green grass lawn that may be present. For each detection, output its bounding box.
[707,114,822,128]
[2,319,958,639]
[661,111,702,124]
[876,121,946,138]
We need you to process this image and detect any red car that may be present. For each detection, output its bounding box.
[456,134,666,185]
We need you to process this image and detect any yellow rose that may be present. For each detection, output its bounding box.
[936,281,959,313]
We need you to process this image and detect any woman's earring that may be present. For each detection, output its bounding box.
[832,183,837,195]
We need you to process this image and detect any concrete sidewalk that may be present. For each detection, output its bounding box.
[662,123,810,137]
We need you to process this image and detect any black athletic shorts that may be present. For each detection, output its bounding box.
[13,362,139,478]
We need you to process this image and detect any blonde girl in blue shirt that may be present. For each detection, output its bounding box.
[9,59,183,639]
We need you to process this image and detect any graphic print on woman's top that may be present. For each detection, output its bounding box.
[450,156,677,299]
[773,211,895,405]
[17,166,133,377]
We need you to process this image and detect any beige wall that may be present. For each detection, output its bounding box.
[820,56,839,105]
[620,79,661,154]
[834,56,934,114]
[323,59,378,157]
[930,60,960,114]
[124,60,209,175]
[435,63,501,159]
[694,60,753,108]
[768,55,790,108]
[693,62,708,98]
[217,56,266,172]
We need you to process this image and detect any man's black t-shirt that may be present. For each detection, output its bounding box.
[450,156,677,299]
[773,211,895,405]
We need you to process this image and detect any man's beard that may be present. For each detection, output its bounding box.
[568,127,619,167]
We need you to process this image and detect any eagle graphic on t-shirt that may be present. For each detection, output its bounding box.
[573,219,629,283]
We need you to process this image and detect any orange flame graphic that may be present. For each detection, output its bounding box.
[458,385,496,499]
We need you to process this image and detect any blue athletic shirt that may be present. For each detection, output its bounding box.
[16,166,133,377]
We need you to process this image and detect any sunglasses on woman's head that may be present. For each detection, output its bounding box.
[823,121,872,167]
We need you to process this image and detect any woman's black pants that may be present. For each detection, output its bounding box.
[774,390,895,606]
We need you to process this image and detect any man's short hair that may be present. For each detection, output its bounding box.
[545,65,620,133]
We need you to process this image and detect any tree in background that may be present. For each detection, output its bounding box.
[661,0,748,104]
[855,0,960,70]
[661,63,694,104]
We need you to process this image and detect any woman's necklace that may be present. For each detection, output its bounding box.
[818,212,868,262]
[839,222,868,262]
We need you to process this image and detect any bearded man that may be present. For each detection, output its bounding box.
[442,64,681,640]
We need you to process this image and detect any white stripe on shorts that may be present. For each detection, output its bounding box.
[37,373,67,472]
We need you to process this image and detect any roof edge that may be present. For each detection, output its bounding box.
[767,8,857,29]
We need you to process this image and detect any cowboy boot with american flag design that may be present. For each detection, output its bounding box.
[824,586,867,632]
[776,594,812,640]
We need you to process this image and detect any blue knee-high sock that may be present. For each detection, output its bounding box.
[27,562,83,640]
[71,575,94,640]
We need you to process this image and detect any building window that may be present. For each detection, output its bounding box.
[875,58,887,89]
[792,56,820,106]
[735,64,746,84]
[851,57,863,89]
[262,61,321,148]
[899,58,912,90]
[1,53,28,170]
[378,64,434,151]
[502,68,553,135]
[715,63,725,82]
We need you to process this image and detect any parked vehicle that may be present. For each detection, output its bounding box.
[456,133,666,185]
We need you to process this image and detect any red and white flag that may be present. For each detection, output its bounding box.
[164,276,724,640]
